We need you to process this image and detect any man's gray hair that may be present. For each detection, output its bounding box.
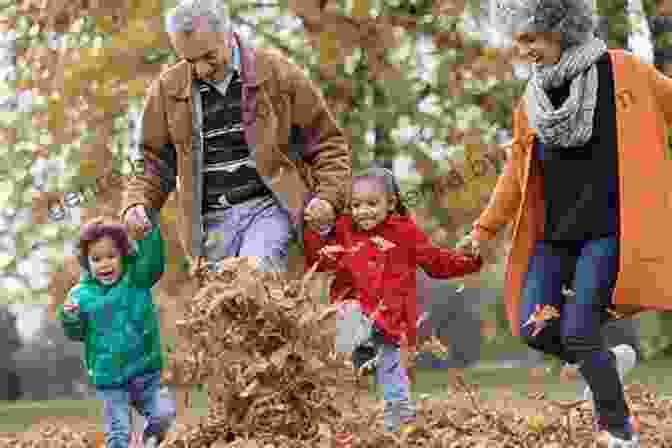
[165,0,231,35]
[494,0,597,49]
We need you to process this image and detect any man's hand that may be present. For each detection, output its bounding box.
[304,197,335,230]
[123,205,152,240]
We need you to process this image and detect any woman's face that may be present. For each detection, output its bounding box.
[88,237,122,285]
[513,32,562,66]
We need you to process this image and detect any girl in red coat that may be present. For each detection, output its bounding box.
[304,166,483,436]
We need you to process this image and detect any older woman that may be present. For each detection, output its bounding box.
[461,0,672,446]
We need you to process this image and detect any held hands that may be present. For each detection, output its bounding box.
[455,233,481,257]
[304,197,335,232]
[123,205,153,240]
[456,231,498,264]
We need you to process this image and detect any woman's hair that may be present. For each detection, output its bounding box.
[77,216,134,273]
[352,165,409,216]
[495,0,598,50]
[165,0,231,35]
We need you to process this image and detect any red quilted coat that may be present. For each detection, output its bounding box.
[304,214,483,347]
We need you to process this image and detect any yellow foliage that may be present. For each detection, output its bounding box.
[525,414,547,433]
[166,260,178,275]
[126,78,147,97]
[318,30,340,67]
[119,20,161,49]
[95,15,116,34]
[46,97,66,134]
[15,77,34,90]
[352,0,369,19]
[161,205,177,225]
[128,0,162,19]
[80,159,98,179]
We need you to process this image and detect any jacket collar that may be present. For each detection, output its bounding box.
[519,49,626,154]
[165,32,271,99]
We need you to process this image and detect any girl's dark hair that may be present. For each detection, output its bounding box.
[353,165,409,216]
[77,216,134,272]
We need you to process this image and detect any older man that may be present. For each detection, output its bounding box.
[121,0,351,274]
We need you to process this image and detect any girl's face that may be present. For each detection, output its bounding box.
[351,179,397,231]
[88,237,122,285]
[513,32,562,66]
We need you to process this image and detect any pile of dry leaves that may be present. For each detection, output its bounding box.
[4,258,672,447]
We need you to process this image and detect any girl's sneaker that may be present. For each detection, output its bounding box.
[593,415,640,434]
[594,415,639,447]
[144,435,158,448]
[334,431,353,447]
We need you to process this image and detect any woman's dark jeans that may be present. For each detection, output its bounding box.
[520,236,630,431]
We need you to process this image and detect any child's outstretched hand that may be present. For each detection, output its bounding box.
[319,244,347,260]
[319,242,365,260]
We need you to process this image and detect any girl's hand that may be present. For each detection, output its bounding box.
[319,244,346,260]
[319,242,365,260]
[63,303,80,314]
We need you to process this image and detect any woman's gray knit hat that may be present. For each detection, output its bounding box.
[495,0,598,49]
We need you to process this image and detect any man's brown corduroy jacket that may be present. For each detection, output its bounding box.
[121,33,351,261]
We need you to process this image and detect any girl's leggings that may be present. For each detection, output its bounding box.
[95,369,176,448]
[520,236,630,432]
[377,343,416,432]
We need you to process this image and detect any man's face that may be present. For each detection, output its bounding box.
[169,28,232,81]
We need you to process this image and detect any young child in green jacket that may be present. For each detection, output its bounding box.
[57,215,176,448]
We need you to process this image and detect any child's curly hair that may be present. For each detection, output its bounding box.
[76,216,134,273]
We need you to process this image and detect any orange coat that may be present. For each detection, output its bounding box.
[474,50,672,337]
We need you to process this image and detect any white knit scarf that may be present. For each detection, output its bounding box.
[524,37,608,148]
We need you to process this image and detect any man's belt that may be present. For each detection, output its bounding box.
[204,181,272,211]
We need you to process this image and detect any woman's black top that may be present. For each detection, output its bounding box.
[534,52,620,243]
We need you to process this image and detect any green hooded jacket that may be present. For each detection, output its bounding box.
[57,222,165,388]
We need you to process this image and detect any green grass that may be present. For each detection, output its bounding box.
[0,398,104,434]
[2,359,672,434]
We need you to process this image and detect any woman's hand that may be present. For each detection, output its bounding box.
[456,231,499,264]
[455,233,481,257]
